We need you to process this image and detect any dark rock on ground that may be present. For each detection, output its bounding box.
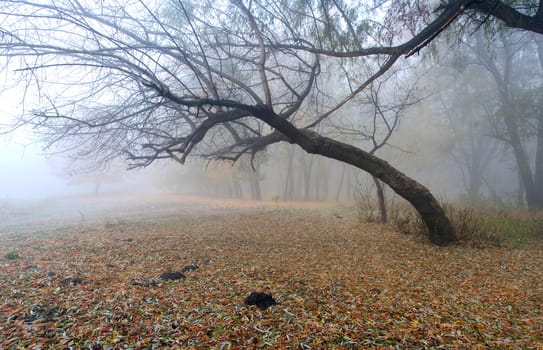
[244,292,277,310]
[23,315,38,325]
[130,278,159,287]
[25,305,63,324]
[61,277,83,286]
[181,264,199,273]
[159,271,185,280]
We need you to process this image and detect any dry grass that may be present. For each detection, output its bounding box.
[354,187,543,248]
[391,204,543,248]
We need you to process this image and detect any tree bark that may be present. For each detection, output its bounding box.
[302,131,453,244]
[251,179,262,200]
[335,164,347,202]
[249,162,263,201]
[302,155,314,201]
[283,146,295,201]
[254,106,455,246]
[517,169,526,207]
[502,100,538,206]
[373,176,387,223]
[477,33,542,209]
[233,180,243,199]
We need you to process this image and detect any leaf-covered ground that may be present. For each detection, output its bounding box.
[1,202,542,349]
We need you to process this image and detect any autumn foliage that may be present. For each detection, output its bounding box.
[1,201,542,348]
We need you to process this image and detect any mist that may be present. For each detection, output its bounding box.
[1,1,543,348]
[0,0,536,226]
[0,45,531,208]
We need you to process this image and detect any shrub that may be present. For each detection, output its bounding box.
[445,206,500,248]
[394,205,542,248]
[478,210,543,248]
[4,252,20,260]
[354,182,543,248]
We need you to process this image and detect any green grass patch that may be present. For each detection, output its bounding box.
[4,251,20,260]
[479,212,542,248]
[396,205,543,248]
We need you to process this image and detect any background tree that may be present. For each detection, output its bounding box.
[388,0,543,207]
[435,62,501,205]
[329,75,420,222]
[461,31,543,207]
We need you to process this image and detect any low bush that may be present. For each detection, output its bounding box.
[4,252,20,260]
[354,186,542,248]
[393,205,542,248]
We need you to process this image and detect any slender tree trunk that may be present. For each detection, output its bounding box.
[517,169,526,207]
[335,164,346,202]
[483,177,505,207]
[283,146,295,201]
[251,176,262,200]
[465,138,482,204]
[480,34,540,208]
[233,180,243,199]
[321,164,330,200]
[315,174,320,201]
[254,106,454,245]
[373,176,387,223]
[248,162,262,200]
[303,155,314,201]
[347,169,354,200]
[502,99,538,207]
[467,165,483,204]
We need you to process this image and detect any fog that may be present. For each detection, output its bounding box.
[0,139,155,199]
[1,2,543,348]
[0,1,540,235]
[0,53,526,208]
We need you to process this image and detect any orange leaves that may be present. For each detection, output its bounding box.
[0,205,542,348]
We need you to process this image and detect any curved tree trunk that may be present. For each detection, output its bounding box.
[298,131,454,245]
[255,106,455,246]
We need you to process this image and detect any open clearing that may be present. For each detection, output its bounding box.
[1,197,542,349]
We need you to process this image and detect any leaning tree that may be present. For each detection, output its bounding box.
[1,0,542,245]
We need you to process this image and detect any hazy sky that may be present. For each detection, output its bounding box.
[0,85,75,199]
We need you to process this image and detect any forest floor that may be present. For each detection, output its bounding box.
[0,195,542,349]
